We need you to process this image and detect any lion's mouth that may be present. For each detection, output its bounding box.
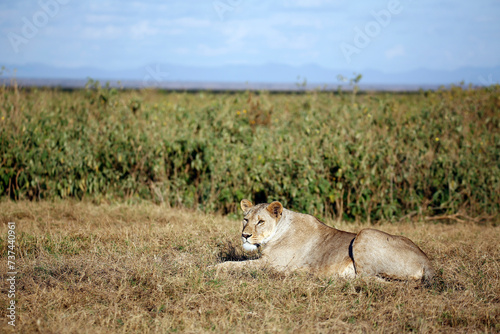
[243,240,260,247]
[242,241,260,252]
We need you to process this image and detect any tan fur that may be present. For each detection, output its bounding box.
[216,200,434,282]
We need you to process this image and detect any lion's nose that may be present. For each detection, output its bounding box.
[242,233,252,239]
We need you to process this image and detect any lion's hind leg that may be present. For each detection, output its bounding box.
[351,228,434,282]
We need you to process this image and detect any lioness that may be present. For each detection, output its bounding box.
[216,199,434,282]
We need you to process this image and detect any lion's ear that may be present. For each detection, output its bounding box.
[240,199,253,213]
[267,201,283,219]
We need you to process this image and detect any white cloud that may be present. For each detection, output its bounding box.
[86,14,123,24]
[283,0,344,8]
[82,25,122,39]
[197,44,233,56]
[169,17,211,29]
[385,44,405,59]
[217,14,321,53]
[130,21,159,39]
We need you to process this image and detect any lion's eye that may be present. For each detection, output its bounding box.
[257,220,265,225]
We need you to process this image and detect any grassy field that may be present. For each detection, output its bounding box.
[0,200,499,333]
[0,82,499,332]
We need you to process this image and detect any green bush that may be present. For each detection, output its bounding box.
[0,82,498,222]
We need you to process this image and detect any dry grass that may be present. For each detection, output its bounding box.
[0,200,499,333]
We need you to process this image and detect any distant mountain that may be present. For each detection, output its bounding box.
[2,62,499,87]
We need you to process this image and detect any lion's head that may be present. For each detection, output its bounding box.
[239,199,283,252]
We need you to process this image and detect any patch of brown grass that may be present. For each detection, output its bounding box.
[0,200,499,333]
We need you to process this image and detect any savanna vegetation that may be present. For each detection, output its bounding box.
[0,81,499,223]
[0,81,499,332]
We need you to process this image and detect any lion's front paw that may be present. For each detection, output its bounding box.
[209,261,246,273]
[207,261,228,271]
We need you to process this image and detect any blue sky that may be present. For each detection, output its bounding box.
[1,0,499,74]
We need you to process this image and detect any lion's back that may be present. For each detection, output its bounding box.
[267,210,356,276]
